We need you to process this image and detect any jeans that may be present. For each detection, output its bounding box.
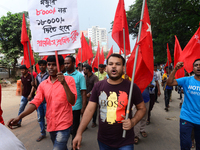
[50,127,71,150]
[180,119,200,150]
[72,110,81,140]
[164,89,172,108]
[18,96,28,124]
[37,102,46,136]
[98,140,134,150]
[147,94,155,122]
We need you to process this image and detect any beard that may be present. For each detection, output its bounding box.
[107,70,123,81]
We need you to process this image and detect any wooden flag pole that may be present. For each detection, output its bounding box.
[55,51,60,72]
[123,28,126,74]
[27,41,34,82]
[122,0,146,138]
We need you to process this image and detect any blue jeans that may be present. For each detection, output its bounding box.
[180,119,200,150]
[18,96,28,124]
[50,127,71,150]
[37,102,46,136]
[98,140,134,150]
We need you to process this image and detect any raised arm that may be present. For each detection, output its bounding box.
[167,62,184,86]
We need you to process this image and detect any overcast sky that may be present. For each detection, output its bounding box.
[0,0,136,52]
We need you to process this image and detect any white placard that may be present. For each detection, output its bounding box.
[28,0,81,53]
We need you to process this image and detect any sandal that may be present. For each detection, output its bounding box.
[146,121,150,125]
[134,136,139,144]
[140,131,148,138]
[36,135,46,142]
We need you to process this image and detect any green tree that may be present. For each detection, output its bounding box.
[0,11,30,76]
[126,0,200,64]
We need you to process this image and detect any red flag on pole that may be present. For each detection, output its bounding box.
[77,32,93,63]
[126,0,154,93]
[92,42,100,72]
[100,47,105,64]
[112,0,130,55]
[179,26,200,73]
[88,38,93,65]
[106,46,113,59]
[21,14,35,68]
[165,43,172,67]
[174,35,185,79]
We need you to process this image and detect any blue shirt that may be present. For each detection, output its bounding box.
[177,76,200,125]
[142,87,150,103]
[64,70,87,110]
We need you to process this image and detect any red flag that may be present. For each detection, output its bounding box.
[92,42,100,72]
[100,47,105,64]
[21,58,25,65]
[88,38,93,65]
[165,43,172,67]
[119,49,122,55]
[77,33,93,63]
[112,0,130,55]
[106,46,113,59]
[76,55,80,68]
[126,0,154,93]
[21,14,35,68]
[179,26,200,73]
[88,57,93,66]
[174,36,185,79]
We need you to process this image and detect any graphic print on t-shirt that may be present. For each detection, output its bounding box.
[99,91,128,125]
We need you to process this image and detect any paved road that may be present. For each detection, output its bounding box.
[1,83,194,150]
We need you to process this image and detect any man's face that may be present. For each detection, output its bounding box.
[106,57,124,81]
[47,62,58,76]
[21,69,28,76]
[39,64,47,72]
[154,66,157,71]
[83,67,88,75]
[99,67,104,74]
[64,57,74,72]
[78,65,83,71]
[193,60,200,76]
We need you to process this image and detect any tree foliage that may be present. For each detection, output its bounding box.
[126,0,200,63]
[0,11,30,76]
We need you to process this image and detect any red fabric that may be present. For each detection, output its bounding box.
[77,33,93,63]
[165,43,172,67]
[88,38,93,65]
[119,49,122,55]
[174,35,185,79]
[21,14,35,68]
[0,85,4,125]
[126,0,154,93]
[100,47,105,64]
[112,0,130,55]
[76,55,80,68]
[92,42,100,72]
[21,58,25,65]
[179,26,200,73]
[106,46,113,59]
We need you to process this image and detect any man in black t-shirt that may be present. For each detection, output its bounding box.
[17,65,33,127]
[73,54,146,150]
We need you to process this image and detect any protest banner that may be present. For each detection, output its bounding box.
[28,0,81,55]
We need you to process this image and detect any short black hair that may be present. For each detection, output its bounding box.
[99,64,104,68]
[38,60,47,65]
[106,54,125,66]
[193,59,200,66]
[20,65,28,70]
[65,55,75,63]
[94,67,98,72]
[83,64,92,72]
[47,55,64,65]
[78,63,83,67]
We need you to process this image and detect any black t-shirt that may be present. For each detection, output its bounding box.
[89,79,143,148]
[21,73,32,97]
